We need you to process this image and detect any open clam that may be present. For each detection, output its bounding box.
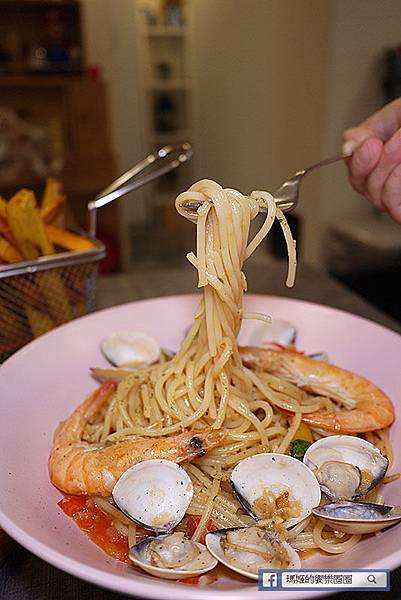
[313,502,401,535]
[112,459,193,535]
[129,532,217,580]
[205,526,300,580]
[203,453,320,580]
[247,318,328,360]
[113,459,217,579]
[248,319,297,348]
[230,453,321,527]
[303,435,388,502]
[101,331,161,368]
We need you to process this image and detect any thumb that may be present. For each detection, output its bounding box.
[343,98,401,154]
[346,137,383,194]
[342,126,374,155]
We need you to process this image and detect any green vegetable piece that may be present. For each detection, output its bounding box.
[289,439,311,461]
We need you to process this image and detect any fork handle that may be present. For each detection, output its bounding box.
[299,152,353,176]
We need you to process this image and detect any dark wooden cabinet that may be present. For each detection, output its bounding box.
[0,74,117,233]
[0,0,117,237]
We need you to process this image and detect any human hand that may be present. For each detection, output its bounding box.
[343,98,401,223]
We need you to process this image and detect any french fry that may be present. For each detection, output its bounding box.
[0,182,91,360]
[0,197,18,246]
[0,303,30,354]
[0,196,7,220]
[5,276,44,310]
[41,177,64,210]
[74,299,87,318]
[0,236,23,264]
[46,225,96,251]
[36,271,73,325]
[7,189,54,259]
[0,216,17,246]
[40,178,65,224]
[25,305,55,338]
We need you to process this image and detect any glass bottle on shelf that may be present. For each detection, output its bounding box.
[154,93,178,132]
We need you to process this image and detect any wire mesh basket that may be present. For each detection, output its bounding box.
[0,242,105,363]
[0,143,192,363]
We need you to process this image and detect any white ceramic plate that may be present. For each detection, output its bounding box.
[0,294,400,599]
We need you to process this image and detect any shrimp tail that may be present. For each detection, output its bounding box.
[53,379,117,446]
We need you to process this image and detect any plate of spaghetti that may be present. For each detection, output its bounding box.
[0,179,401,599]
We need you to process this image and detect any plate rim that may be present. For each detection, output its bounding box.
[1,293,400,373]
[0,293,400,599]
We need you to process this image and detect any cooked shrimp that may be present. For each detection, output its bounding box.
[49,380,225,496]
[240,347,394,434]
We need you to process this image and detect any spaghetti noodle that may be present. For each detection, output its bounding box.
[76,179,394,558]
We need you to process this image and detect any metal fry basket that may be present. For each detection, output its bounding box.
[0,143,192,363]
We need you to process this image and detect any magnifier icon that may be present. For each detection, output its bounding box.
[367,574,377,584]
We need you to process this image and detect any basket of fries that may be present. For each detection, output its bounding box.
[0,143,192,362]
[0,178,105,362]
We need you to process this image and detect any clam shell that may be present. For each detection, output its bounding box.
[205,528,300,580]
[101,331,161,368]
[230,453,321,527]
[303,435,388,501]
[129,534,217,580]
[248,319,297,348]
[112,460,193,534]
[312,502,401,535]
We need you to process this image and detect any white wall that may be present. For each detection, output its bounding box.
[191,0,332,268]
[81,0,401,270]
[81,0,143,268]
[321,0,401,241]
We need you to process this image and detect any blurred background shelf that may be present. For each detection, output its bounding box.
[0,0,83,75]
[130,0,199,257]
[146,79,189,90]
[145,25,188,37]
[0,0,117,262]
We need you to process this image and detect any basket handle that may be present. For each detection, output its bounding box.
[87,142,193,236]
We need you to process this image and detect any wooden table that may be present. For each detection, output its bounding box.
[1,257,400,599]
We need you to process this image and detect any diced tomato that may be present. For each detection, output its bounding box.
[58,495,87,517]
[179,576,201,585]
[58,495,129,562]
[185,516,215,545]
[184,515,199,539]
[59,497,214,568]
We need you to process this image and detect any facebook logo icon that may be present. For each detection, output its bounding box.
[261,572,279,588]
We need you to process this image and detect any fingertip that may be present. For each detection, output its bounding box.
[343,125,373,145]
[342,139,358,155]
[351,137,383,175]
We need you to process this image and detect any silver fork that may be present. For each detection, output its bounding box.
[271,152,352,213]
[177,153,352,218]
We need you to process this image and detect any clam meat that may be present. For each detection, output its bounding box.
[230,453,321,527]
[314,461,362,502]
[206,527,300,580]
[129,532,217,580]
[303,435,388,501]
